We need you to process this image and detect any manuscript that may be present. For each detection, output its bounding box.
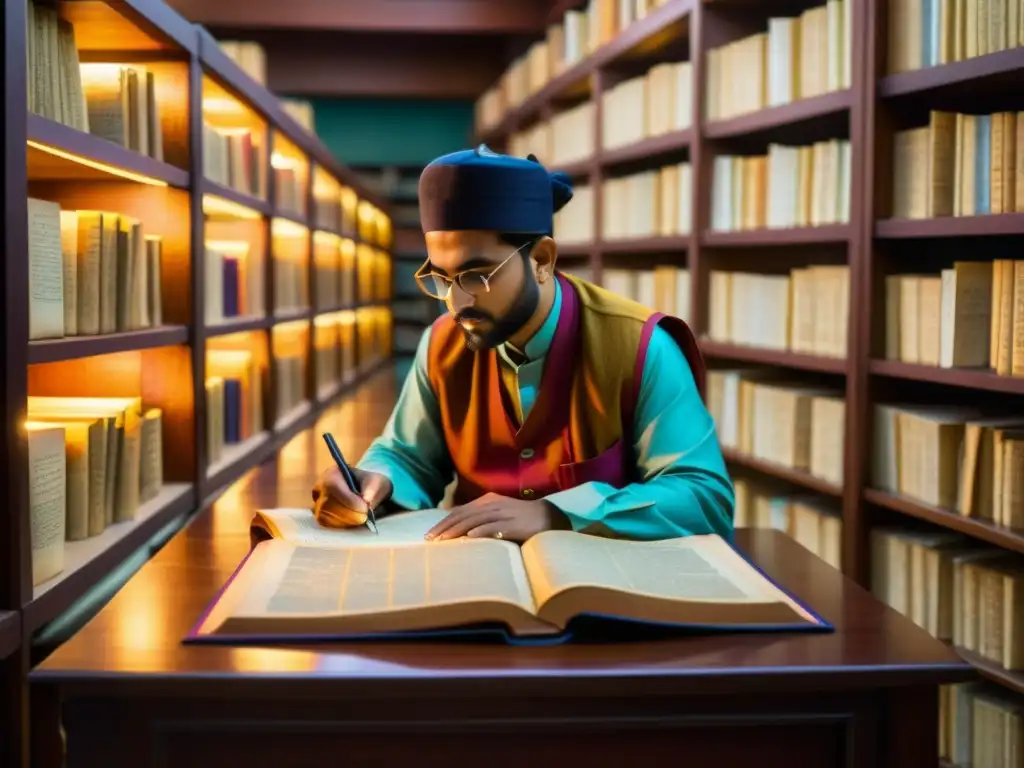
[188,509,830,644]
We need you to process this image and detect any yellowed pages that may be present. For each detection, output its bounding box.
[522,531,818,629]
[252,507,448,548]
[199,537,553,638]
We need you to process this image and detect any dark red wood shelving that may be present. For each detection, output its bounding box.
[870,360,1024,395]
[699,339,848,373]
[27,326,190,364]
[703,90,852,140]
[702,224,851,246]
[721,448,844,498]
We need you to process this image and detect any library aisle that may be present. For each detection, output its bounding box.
[4,0,1024,764]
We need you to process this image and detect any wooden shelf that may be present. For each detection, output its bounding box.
[274,400,313,435]
[551,158,596,177]
[558,243,596,257]
[601,235,690,253]
[878,48,1024,98]
[702,224,851,246]
[601,128,693,168]
[0,612,19,661]
[201,178,271,217]
[205,316,272,338]
[204,431,274,495]
[721,448,844,497]
[953,647,1024,696]
[703,90,852,140]
[25,483,195,633]
[477,0,693,143]
[699,339,847,373]
[864,489,1024,556]
[875,214,1024,238]
[273,308,313,324]
[27,113,189,188]
[870,360,1024,395]
[28,326,190,365]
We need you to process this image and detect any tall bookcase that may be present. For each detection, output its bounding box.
[475,0,1024,760]
[1,1,392,763]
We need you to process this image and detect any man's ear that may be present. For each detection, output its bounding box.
[530,236,558,283]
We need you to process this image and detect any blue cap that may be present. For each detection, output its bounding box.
[418,145,573,235]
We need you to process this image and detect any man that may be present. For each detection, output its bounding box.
[311,145,734,543]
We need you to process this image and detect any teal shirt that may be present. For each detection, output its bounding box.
[359,280,735,540]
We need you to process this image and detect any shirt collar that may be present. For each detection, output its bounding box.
[499,278,561,365]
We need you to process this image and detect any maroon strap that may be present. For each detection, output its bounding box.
[621,313,707,451]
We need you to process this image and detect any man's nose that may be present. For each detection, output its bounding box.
[448,282,476,313]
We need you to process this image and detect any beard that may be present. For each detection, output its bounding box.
[455,271,540,352]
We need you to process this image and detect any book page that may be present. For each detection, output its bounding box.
[202,537,552,637]
[523,532,820,628]
[28,197,65,340]
[25,424,66,586]
[253,507,449,548]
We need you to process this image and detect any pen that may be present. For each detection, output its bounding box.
[322,432,378,534]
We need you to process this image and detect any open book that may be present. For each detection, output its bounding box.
[187,508,831,644]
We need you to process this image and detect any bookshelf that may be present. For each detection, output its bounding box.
[475,0,1024,760]
[2,0,393,761]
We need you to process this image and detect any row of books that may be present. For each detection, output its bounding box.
[25,396,163,586]
[939,682,1023,768]
[602,162,693,240]
[509,102,594,170]
[884,260,1024,375]
[711,139,852,232]
[206,349,265,465]
[873,404,1024,529]
[887,0,1024,74]
[707,372,846,486]
[893,111,1024,219]
[706,0,852,122]
[708,266,851,358]
[202,124,266,200]
[475,0,675,132]
[28,198,165,341]
[272,158,307,220]
[603,266,691,324]
[602,61,692,150]
[553,184,595,244]
[204,240,266,326]
[505,58,691,166]
[732,480,843,572]
[271,354,307,427]
[871,526,1023,672]
[28,1,165,162]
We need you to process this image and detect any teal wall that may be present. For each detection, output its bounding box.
[306,98,476,168]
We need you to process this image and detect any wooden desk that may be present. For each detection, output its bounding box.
[29,369,974,768]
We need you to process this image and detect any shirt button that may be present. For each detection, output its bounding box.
[520,448,534,459]
[522,489,534,497]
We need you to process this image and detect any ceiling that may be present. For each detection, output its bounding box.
[165,0,559,99]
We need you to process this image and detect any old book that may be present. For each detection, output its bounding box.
[187,509,831,644]
[28,197,65,341]
[24,422,66,586]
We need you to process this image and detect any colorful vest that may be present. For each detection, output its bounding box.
[425,272,706,506]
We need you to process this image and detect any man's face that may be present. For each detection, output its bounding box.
[423,230,538,350]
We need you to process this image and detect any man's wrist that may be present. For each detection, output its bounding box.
[540,500,572,530]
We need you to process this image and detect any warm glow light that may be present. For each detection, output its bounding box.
[204,239,251,257]
[28,140,170,187]
[357,200,376,222]
[202,97,248,115]
[313,230,340,248]
[208,348,253,365]
[270,151,297,170]
[338,310,356,326]
[203,193,262,220]
[273,319,308,335]
[271,217,308,239]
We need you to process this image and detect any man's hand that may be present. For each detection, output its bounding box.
[311,466,393,529]
[424,492,570,542]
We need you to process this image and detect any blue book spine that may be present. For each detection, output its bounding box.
[975,115,991,215]
[223,258,239,318]
[223,379,242,444]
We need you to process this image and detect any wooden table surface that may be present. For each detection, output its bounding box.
[30,366,973,698]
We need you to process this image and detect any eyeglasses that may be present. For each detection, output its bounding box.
[414,240,535,301]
